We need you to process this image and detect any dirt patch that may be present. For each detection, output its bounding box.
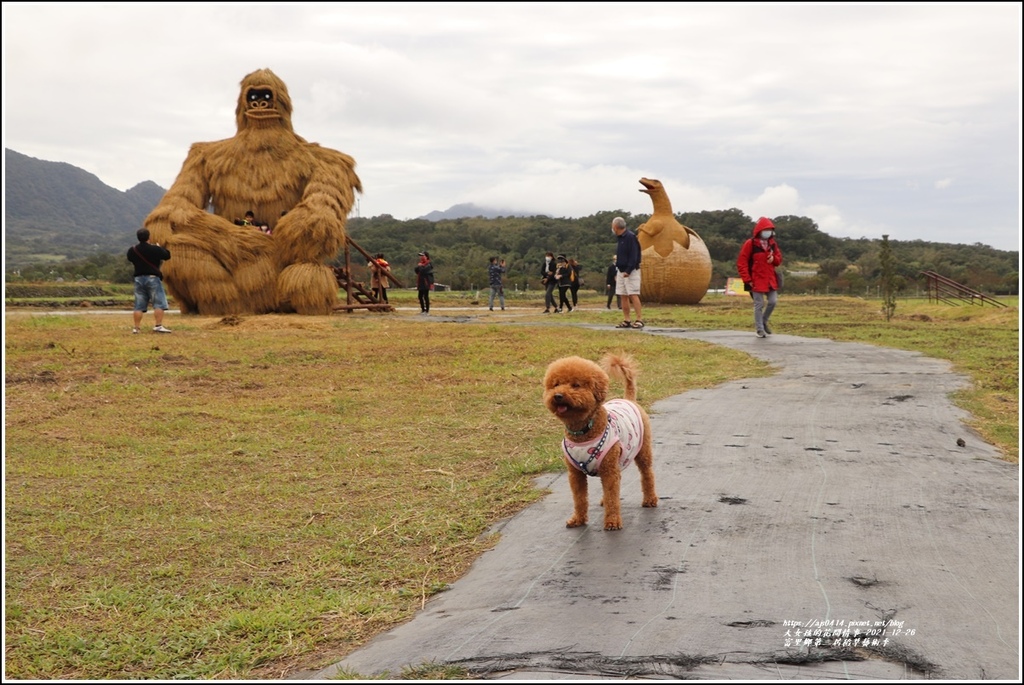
[5,370,58,385]
[205,314,344,332]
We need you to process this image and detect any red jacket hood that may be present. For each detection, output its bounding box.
[752,217,775,236]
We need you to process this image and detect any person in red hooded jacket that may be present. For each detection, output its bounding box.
[737,217,783,338]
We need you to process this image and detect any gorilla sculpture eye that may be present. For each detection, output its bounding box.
[247,89,273,103]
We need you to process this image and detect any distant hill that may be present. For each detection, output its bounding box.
[4,149,167,271]
[419,203,543,221]
[2,149,537,272]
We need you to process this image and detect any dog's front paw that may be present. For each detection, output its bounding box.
[603,517,622,531]
[642,496,659,508]
[566,516,587,528]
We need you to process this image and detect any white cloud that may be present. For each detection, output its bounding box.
[744,185,803,222]
[3,2,1020,251]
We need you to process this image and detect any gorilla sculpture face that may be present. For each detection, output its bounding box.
[246,88,276,112]
[235,69,293,131]
[244,86,280,123]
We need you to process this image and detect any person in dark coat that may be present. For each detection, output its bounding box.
[415,251,435,314]
[488,256,506,311]
[554,254,574,313]
[605,255,620,309]
[568,257,581,308]
[541,251,558,313]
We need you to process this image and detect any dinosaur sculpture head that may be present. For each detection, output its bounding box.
[637,178,670,239]
[235,68,294,133]
[639,177,663,196]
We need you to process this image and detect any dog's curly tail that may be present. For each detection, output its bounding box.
[600,353,639,401]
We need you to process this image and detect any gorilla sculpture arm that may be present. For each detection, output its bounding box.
[272,145,359,268]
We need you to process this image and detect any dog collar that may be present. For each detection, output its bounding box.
[565,416,595,437]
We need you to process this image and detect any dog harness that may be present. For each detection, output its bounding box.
[562,399,644,477]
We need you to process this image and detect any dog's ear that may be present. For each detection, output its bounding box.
[592,373,609,405]
[543,362,561,390]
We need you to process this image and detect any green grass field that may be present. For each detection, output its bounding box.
[4,291,1017,679]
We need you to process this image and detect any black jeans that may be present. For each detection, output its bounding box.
[544,281,557,310]
[418,288,430,312]
[558,287,572,310]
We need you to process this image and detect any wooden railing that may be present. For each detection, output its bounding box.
[332,236,404,312]
[919,270,1006,307]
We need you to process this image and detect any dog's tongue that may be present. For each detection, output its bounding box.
[556,405,568,415]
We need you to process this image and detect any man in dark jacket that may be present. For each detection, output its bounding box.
[605,255,620,309]
[612,217,643,328]
[488,256,506,311]
[127,227,172,334]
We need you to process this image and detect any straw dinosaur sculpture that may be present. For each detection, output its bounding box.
[635,177,712,304]
[144,68,362,315]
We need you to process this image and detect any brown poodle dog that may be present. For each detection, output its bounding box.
[543,353,658,530]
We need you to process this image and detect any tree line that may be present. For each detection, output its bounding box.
[8,209,1018,296]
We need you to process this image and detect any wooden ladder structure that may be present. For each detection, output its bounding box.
[332,237,404,313]
[919,270,1006,307]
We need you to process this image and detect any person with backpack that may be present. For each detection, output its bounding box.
[568,257,582,308]
[368,252,390,304]
[737,217,783,338]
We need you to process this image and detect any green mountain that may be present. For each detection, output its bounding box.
[4,149,166,272]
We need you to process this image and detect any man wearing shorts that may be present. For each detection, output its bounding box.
[127,227,172,334]
[611,216,643,329]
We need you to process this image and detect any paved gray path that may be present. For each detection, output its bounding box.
[310,328,1019,681]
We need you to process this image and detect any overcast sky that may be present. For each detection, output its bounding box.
[3,2,1021,251]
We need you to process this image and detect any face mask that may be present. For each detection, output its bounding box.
[759,230,773,239]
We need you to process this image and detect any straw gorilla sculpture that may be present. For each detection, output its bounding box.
[144,68,362,315]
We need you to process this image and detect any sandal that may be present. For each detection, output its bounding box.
[615,320,632,329]
[631,320,645,329]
